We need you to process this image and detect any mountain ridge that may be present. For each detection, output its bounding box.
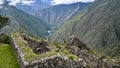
[0,1,50,37]
[16,0,52,15]
[33,2,91,28]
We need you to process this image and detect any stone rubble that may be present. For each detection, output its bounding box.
[21,34,50,54]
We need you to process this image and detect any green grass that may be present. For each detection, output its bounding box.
[58,13,84,33]
[97,42,120,63]
[51,13,84,41]
[51,43,79,60]
[0,44,19,68]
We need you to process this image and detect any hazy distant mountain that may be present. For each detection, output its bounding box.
[51,0,120,58]
[33,2,90,28]
[0,1,50,37]
[16,0,52,14]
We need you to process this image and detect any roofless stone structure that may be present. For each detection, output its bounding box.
[10,33,120,68]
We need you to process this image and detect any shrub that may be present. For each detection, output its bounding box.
[61,38,67,44]
[0,34,10,44]
[62,49,69,54]
[0,15,9,28]
[86,64,91,68]
[53,42,63,49]
[68,55,76,61]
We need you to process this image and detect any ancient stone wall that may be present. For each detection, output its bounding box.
[27,54,86,68]
[10,34,86,68]
[66,36,120,68]
[10,33,120,68]
[21,34,50,54]
[10,34,28,68]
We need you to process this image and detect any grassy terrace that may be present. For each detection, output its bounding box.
[13,33,56,62]
[0,44,19,68]
[50,43,79,60]
[12,33,79,62]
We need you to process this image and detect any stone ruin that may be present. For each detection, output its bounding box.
[66,35,120,68]
[10,33,87,68]
[27,55,86,68]
[67,35,89,50]
[10,33,120,68]
[21,34,50,54]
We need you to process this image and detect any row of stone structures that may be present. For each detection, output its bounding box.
[11,34,87,68]
[11,33,120,68]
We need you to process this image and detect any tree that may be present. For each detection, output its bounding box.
[0,15,9,28]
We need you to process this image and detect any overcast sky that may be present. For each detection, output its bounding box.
[0,0,95,6]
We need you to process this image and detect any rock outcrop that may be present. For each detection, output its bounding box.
[67,35,89,50]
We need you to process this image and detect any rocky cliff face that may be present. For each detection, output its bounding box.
[50,0,120,58]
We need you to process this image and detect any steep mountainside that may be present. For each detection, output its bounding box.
[0,1,50,37]
[16,0,52,15]
[51,0,120,59]
[33,2,90,28]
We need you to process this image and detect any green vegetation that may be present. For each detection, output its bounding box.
[60,13,84,33]
[0,3,50,37]
[88,48,97,56]
[61,38,67,44]
[68,55,77,61]
[86,64,91,68]
[13,32,79,61]
[52,42,78,60]
[51,13,84,41]
[0,15,9,28]
[0,44,19,68]
[100,42,120,62]
[0,34,10,44]
[50,0,120,63]
[37,2,90,29]
[57,13,84,33]
[13,33,56,61]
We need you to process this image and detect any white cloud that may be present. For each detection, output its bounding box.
[21,0,35,5]
[8,0,21,6]
[51,0,95,5]
[0,0,35,6]
[0,0,4,5]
